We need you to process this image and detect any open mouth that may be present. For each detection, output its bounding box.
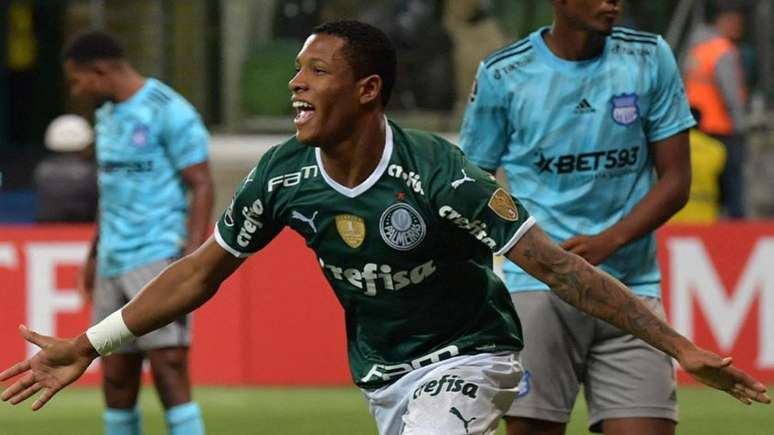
[293,100,316,125]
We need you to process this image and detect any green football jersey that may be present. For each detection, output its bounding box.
[215,120,536,389]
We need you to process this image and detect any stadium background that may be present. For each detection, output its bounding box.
[1,1,773,433]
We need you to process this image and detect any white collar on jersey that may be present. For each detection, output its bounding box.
[315,117,393,198]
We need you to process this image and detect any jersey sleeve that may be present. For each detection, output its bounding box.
[214,149,284,257]
[161,102,210,170]
[430,144,535,256]
[459,62,510,171]
[645,37,697,143]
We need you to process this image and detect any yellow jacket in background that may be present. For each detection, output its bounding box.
[671,130,727,223]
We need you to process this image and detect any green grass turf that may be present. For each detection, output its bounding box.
[0,386,770,434]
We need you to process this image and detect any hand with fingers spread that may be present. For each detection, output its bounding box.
[0,325,98,411]
[678,345,771,405]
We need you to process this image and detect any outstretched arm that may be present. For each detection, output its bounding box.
[507,224,770,405]
[0,237,243,410]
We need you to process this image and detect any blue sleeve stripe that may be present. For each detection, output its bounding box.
[150,89,171,103]
[612,27,658,40]
[609,35,658,46]
[485,46,533,69]
[484,36,531,64]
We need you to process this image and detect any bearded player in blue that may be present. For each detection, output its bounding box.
[461,1,695,435]
[63,31,213,435]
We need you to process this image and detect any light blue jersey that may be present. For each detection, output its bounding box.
[95,78,209,277]
[460,27,695,297]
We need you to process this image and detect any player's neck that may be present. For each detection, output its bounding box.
[112,68,147,103]
[318,113,386,189]
[545,22,606,61]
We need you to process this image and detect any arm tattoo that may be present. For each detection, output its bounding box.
[514,229,687,359]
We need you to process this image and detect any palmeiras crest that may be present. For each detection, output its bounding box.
[379,203,426,251]
[610,94,640,126]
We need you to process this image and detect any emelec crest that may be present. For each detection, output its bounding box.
[336,214,366,248]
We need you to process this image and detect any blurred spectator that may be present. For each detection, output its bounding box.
[444,0,508,113]
[33,114,98,222]
[671,109,727,223]
[360,0,456,110]
[273,0,323,41]
[683,1,748,218]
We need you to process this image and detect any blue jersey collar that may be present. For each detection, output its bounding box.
[530,27,606,75]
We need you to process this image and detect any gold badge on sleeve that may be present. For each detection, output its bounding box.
[336,214,366,248]
[488,188,519,222]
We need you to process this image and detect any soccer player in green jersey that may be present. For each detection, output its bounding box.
[1,20,769,435]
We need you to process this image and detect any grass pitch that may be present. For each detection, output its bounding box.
[0,386,770,434]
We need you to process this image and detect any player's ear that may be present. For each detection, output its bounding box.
[91,60,111,77]
[358,74,383,105]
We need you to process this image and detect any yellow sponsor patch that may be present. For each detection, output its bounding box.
[336,214,366,248]
[488,188,519,222]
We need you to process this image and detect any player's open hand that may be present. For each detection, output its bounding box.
[0,325,96,411]
[560,233,621,265]
[678,346,771,405]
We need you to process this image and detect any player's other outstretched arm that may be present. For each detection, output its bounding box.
[121,235,243,335]
[506,224,771,406]
[0,237,243,410]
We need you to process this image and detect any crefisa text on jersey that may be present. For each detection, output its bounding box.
[236,199,265,247]
[318,258,437,296]
[387,164,424,194]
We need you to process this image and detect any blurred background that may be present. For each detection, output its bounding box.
[1,1,773,434]
[1,0,773,219]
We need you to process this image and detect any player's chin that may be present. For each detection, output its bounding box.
[295,128,318,147]
[595,18,616,35]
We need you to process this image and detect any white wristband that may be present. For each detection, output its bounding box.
[86,310,135,356]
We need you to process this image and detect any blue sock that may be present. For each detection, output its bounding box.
[104,407,142,435]
[165,402,205,435]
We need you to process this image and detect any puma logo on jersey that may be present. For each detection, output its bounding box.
[449,407,477,434]
[318,258,436,296]
[291,210,318,233]
[413,375,480,400]
[451,169,476,189]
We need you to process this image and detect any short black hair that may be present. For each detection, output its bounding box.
[62,30,125,64]
[312,20,397,106]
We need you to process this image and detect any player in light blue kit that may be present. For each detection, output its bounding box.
[461,1,694,435]
[63,31,213,435]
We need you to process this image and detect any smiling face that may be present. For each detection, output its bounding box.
[288,33,367,147]
[555,0,623,35]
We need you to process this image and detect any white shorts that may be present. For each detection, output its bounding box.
[363,352,522,435]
